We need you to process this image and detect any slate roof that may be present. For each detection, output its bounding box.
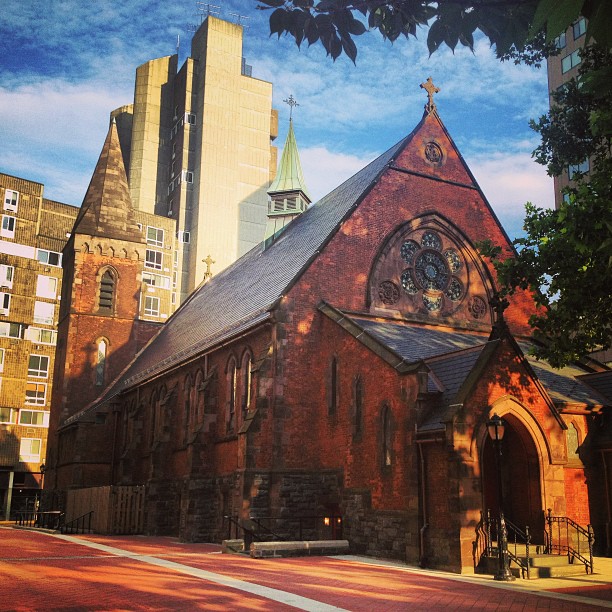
[317,311,609,434]
[351,316,489,362]
[522,350,608,408]
[577,371,612,403]
[64,118,418,424]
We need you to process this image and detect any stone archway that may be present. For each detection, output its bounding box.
[482,414,545,542]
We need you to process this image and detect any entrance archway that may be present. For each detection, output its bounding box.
[482,414,544,541]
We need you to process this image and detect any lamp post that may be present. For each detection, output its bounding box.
[487,414,515,581]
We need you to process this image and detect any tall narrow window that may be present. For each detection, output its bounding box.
[95,339,107,386]
[241,352,252,422]
[227,358,237,433]
[99,270,115,312]
[183,375,192,442]
[354,375,364,437]
[382,404,392,468]
[329,357,338,415]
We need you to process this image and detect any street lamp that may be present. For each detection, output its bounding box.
[487,414,515,581]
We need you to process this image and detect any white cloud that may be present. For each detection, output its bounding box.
[301,146,377,202]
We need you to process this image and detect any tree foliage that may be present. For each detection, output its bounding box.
[480,46,612,366]
[255,0,610,63]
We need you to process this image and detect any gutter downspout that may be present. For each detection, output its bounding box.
[416,435,444,567]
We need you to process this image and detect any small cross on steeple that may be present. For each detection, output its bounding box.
[202,254,215,283]
[283,94,299,120]
[420,77,440,114]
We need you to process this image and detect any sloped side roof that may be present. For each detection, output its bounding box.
[71,120,144,243]
[352,316,489,362]
[577,370,612,403]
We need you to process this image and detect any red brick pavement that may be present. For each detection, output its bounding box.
[1,529,609,611]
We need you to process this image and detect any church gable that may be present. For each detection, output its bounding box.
[392,111,479,189]
[368,213,495,328]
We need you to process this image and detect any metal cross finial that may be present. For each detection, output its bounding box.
[420,77,440,114]
[202,254,215,282]
[283,95,299,120]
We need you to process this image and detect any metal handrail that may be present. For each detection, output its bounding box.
[545,509,594,574]
[473,510,530,578]
[61,511,94,535]
[15,510,65,530]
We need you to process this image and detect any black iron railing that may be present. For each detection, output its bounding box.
[61,511,94,535]
[545,509,594,574]
[16,510,64,530]
[473,510,530,578]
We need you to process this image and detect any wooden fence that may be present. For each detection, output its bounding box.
[65,485,145,534]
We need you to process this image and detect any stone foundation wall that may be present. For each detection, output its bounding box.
[343,489,410,560]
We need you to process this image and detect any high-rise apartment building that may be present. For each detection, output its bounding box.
[113,16,277,302]
[0,173,78,519]
[546,16,588,209]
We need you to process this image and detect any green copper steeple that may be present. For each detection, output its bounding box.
[265,109,311,246]
[268,118,310,198]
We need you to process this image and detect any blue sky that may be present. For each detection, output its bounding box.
[0,0,554,239]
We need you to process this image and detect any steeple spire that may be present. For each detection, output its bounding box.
[265,99,311,246]
[71,119,143,242]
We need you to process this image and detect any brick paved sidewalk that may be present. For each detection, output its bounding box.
[1,527,611,611]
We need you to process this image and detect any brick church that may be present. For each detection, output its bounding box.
[45,81,612,572]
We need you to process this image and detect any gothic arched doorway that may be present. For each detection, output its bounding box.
[482,414,545,542]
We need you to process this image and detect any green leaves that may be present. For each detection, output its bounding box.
[258,1,611,62]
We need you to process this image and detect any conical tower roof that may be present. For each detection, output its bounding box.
[71,120,144,243]
[268,118,310,200]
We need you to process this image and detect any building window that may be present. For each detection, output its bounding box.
[0,407,16,423]
[178,230,190,243]
[36,249,62,267]
[0,322,23,339]
[168,199,174,216]
[562,49,581,73]
[142,272,171,289]
[567,423,581,461]
[382,404,392,468]
[146,227,164,247]
[0,264,14,288]
[185,113,196,125]
[1,215,15,239]
[183,375,192,442]
[573,17,586,39]
[19,410,49,427]
[99,270,115,312]
[329,356,338,415]
[555,31,566,49]
[25,382,47,405]
[33,301,55,325]
[145,249,163,270]
[26,327,56,344]
[28,354,49,378]
[0,348,4,373]
[144,295,160,317]
[241,352,252,421]
[4,189,18,212]
[0,292,10,315]
[227,357,237,433]
[354,375,364,437]
[36,275,58,299]
[95,339,107,386]
[182,170,194,183]
[19,438,42,462]
[568,159,590,179]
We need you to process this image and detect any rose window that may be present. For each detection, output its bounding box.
[399,230,465,312]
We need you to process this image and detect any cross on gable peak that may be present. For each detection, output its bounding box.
[420,77,440,114]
